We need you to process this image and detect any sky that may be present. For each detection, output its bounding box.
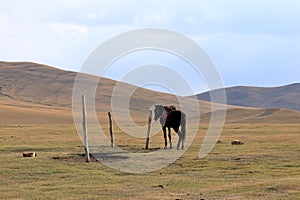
[0,0,299,94]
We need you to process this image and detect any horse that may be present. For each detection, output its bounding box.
[153,104,186,149]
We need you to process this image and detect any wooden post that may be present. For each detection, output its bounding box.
[108,112,114,148]
[145,109,152,150]
[82,95,90,162]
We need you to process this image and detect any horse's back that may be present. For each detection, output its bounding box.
[165,110,185,129]
[169,110,185,120]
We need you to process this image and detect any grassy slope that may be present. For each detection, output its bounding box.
[0,61,212,122]
[1,61,300,124]
[201,107,300,124]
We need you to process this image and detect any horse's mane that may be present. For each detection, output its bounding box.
[163,105,176,114]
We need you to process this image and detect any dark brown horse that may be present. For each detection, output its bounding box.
[153,104,186,149]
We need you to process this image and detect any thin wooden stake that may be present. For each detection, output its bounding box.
[82,95,90,163]
[108,112,114,148]
[145,109,152,150]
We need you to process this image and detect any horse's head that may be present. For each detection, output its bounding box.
[153,104,164,121]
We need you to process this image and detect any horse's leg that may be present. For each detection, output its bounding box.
[163,126,167,149]
[176,130,182,150]
[168,127,172,149]
[181,130,185,150]
[181,117,186,150]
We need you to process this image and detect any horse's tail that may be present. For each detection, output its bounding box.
[181,113,186,143]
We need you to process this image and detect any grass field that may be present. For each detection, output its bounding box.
[1,123,299,200]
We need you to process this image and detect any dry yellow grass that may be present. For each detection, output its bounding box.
[0,103,72,124]
[0,122,299,199]
[1,61,300,199]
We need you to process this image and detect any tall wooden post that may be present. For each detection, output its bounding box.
[82,95,90,162]
[108,112,114,148]
[145,109,152,150]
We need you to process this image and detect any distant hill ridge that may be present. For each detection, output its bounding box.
[1,61,300,124]
[196,83,300,111]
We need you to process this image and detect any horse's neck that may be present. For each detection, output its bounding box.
[159,109,167,126]
[160,117,166,126]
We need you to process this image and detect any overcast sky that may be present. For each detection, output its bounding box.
[0,0,299,94]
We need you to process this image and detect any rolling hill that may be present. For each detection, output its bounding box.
[1,61,300,124]
[195,84,300,111]
[0,61,212,124]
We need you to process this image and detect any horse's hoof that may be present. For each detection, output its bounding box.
[164,146,167,150]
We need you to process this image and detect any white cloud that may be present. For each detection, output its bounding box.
[51,23,88,38]
[133,13,168,26]
[0,0,299,87]
[186,16,194,24]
